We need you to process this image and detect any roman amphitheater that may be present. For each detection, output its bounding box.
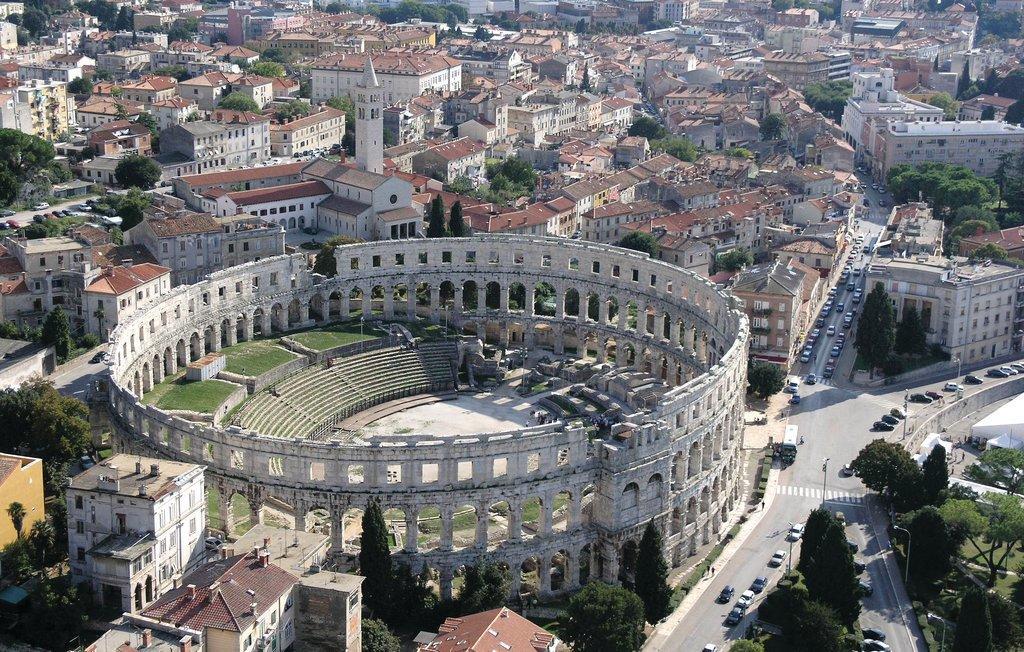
[100,235,749,600]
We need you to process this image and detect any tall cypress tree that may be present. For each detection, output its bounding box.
[427,195,446,238]
[895,304,927,355]
[954,587,993,652]
[957,60,972,98]
[359,499,393,617]
[797,508,834,572]
[855,282,895,373]
[633,522,671,623]
[41,306,72,363]
[581,66,591,92]
[448,201,466,237]
[804,521,861,625]
[922,444,949,504]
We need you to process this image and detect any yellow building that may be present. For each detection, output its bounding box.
[16,79,74,141]
[0,454,44,546]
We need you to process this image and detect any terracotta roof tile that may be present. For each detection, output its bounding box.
[85,263,169,295]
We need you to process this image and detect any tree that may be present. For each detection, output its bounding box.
[1006,98,1024,125]
[724,147,753,159]
[903,506,954,586]
[802,80,853,122]
[790,599,843,652]
[114,5,132,31]
[581,66,591,92]
[987,593,1024,652]
[115,154,160,190]
[362,618,400,652]
[747,360,786,399]
[0,170,19,208]
[427,195,446,238]
[448,201,466,237]
[954,587,993,652]
[473,25,491,40]
[0,129,56,180]
[851,438,925,510]
[627,115,669,140]
[970,243,1009,261]
[940,495,1024,586]
[359,498,393,616]
[313,242,337,277]
[651,136,697,162]
[326,95,356,132]
[729,642,765,652]
[27,519,54,566]
[633,522,671,623]
[921,444,949,504]
[957,60,973,99]
[456,562,509,615]
[6,502,26,539]
[575,17,587,33]
[617,231,659,257]
[275,99,311,122]
[759,112,786,140]
[447,176,473,195]
[114,188,152,231]
[894,304,927,355]
[716,248,753,271]
[965,448,1024,494]
[249,61,285,78]
[41,307,72,363]
[562,582,645,652]
[798,508,835,572]
[803,521,861,625]
[68,77,92,96]
[218,92,260,113]
[855,282,895,372]
[981,105,996,120]
[21,8,47,36]
[926,92,960,120]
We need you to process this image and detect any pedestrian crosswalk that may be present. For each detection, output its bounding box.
[774,485,866,504]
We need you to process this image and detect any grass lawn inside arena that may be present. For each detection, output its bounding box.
[219,338,299,376]
[143,376,238,413]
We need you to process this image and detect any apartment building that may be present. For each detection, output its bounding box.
[125,200,224,285]
[161,111,271,173]
[217,213,287,268]
[762,52,829,90]
[87,120,153,157]
[451,47,530,86]
[113,76,178,106]
[311,52,462,104]
[507,102,559,146]
[873,120,1024,178]
[866,255,1024,363]
[841,68,944,155]
[96,49,151,76]
[82,263,171,341]
[179,71,275,111]
[269,107,346,157]
[411,137,487,184]
[16,79,73,140]
[67,455,207,614]
[18,61,83,83]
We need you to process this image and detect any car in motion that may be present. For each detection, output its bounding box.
[787,523,805,541]
[725,606,745,626]
[858,580,873,595]
[716,586,735,604]
[872,420,895,431]
[768,550,787,567]
[908,393,933,403]
[840,464,854,477]
[790,394,802,405]
[805,373,817,385]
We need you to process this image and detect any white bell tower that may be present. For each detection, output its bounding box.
[355,57,383,175]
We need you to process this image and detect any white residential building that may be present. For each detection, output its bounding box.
[311,52,462,104]
[67,455,207,615]
[841,69,944,155]
[873,120,1024,178]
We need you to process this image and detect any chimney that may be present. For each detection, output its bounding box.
[263,537,270,549]
[149,463,159,476]
[141,629,153,648]
[135,460,142,474]
[186,584,196,599]
[178,635,191,652]
[221,547,229,559]
[106,265,116,276]
[259,550,270,568]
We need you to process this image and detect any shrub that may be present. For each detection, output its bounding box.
[77,333,100,349]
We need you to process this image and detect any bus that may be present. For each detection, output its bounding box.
[781,425,799,463]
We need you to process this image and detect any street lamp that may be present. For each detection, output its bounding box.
[902,392,909,439]
[786,522,796,574]
[928,612,949,652]
[953,355,962,379]
[894,524,911,585]
[822,458,830,502]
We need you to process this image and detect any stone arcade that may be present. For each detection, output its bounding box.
[99,236,750,602]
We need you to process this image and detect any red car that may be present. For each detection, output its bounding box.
[5,220,17,229]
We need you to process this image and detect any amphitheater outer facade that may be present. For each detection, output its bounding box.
[103,236,749,600]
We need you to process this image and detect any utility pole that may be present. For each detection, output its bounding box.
[822,457,830,501]
[894,525,911,585]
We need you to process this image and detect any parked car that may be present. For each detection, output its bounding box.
[965,374,983,384]
[863,628,886,641]
[830,347,841,358]
[0,209,13,217]
[854,561,866,573]
[889,407,906,419]
[805,374,817,385]
[847,540,859,553]
[909,393,933,403]
[725,607,744,626]
[0,222,8,230]
[737,590,755,609]
[32,202,49,210]
[702,646,718,652]
[988,368,1010,378]
[841,464,854,477]
[873,421,895,431]
[32,214,45,223]
[768,550,787,567]
[789,394,802,405]
[716,586,735,604]
[787,523,805,541]
[863,642,891,652]
[925,391,942,400]
[1011,362,1024,373]
[944,382,964,392]
[800,352,811,363]
[751,577,769,593]
[880,414,900,426]
[5,220,16,229]
[785,380,799,393]
[90,351,104,363]
[816,317,826,328]
[79,455,95,470]
[1000,365,1019,375]
[204,536,224,550]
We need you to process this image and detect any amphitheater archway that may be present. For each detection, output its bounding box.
[310,294,326,321]
[508,282,526,312]
[189,332,201,360]
[287,298,301,326]
[452,503,477,550]
[607,296,620,324]
[462,280,478,311]
[349,288,364,317]
[252,308,265,336]
[534,282,555,317]
[552,490,571,533]
[328,291,342,318]
[487,500,509,546]
[551,549,570,592]
[520,556,540,596]
[383,507,406,551]
[271,303,285,332]
[565,288,580,318]
[417,505,441,551]
[521,496,541,539]
[485,281,501,310]
[618,539,638,587]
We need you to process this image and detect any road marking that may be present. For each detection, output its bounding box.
[774,485,865,504]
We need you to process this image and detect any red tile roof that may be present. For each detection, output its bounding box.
[227,180,331,207]
[142,552,296,633]
[177,162,305,188]
[84,263,169,295]
[421,607,556,652]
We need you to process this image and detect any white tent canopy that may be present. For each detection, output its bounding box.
[971,393,1024,442]
[915,433,952,464]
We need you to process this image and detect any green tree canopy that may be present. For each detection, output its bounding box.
[634,522,671,623]
[921,443,949,504]
[729,642,765,652]
[627,115,669,140]
[617,231,659,257]
[964,447,1024,494]
[855,282,895,372]
[886,163,996,219]
[747,360,786,399]
[361,618,400,652]
[969,243,1009,261]
[651,136,697,162]
[0,128,56,182]
[41,307,72,363]
[249,61,285,78]
[954,586,993,652]
[716,248,753,271]
[790,599,843,652]
[6,502,26,538]
[851,438,924,511]
[359,498,393,616]
[940,495,1024,586]
[115,154,161,190]
[68,77,92,96]
[926,92,960,119]
[563,582,645,652]
[759,112,786,140]
[894,304,927,356]
[448,201,466,237]
[803,521,861,625]
[987,593,1024,652]
[427,194,446,238]
[218,92,261,113]
[803,80,853,122]
[903,506,954,586]
[274,99,310,122]
[798,508,836,572]
[456,562,509,615]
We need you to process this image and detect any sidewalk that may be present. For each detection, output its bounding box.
[644,463,783,651]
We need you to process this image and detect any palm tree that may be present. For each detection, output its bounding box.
[7,502,26,539]
[28,520,54,566]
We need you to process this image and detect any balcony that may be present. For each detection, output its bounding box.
[751,307,773,316]
[751,326,771,335]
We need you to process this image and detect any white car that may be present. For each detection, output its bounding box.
[944,382,963,392]
[787,523,805,541]
[1000,366,1019,375]
[737,589,755,609]
[32,202,50,210]
[768,550,787,567]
